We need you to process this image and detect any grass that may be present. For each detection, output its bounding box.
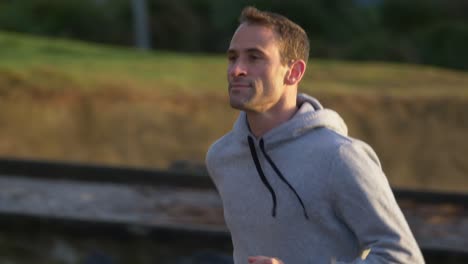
[1,30,468,192]
[2,30,468,96]
[0,31,226,94]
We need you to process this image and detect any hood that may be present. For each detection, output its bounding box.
[233,93,348,145]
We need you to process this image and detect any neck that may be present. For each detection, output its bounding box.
[246,95,298,138]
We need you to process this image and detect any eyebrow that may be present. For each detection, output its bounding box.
[227,48,266,56]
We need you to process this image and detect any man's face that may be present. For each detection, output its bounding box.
[227,23,289,112]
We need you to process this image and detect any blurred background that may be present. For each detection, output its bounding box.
[0,0,467,263]
[1,0,467,191]
[0,0,468,191]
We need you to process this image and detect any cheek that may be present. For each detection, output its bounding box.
[258,68,274,84]
[273,70,289,88]
[226,65,233,78]
[264,69,283,87]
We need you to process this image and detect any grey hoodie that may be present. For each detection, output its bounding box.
[205,94,424,264]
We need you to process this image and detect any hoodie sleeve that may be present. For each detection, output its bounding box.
[329,141,425,264]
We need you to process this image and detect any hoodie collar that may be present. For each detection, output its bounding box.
[233,93,348,145]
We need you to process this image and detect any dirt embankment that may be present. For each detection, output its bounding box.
[1,79,467,192]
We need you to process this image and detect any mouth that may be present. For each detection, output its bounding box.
[229,83,251,90]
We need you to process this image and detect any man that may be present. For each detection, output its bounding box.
[205,6,424,264]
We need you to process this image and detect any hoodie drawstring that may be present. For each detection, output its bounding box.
[259,139,309,220]
[248,136,309,219]
[248,136,277,217]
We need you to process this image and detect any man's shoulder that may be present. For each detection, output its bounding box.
[315,129,382,171]
[206,131,236,161]
[303,127,352,151]
[304,127,378,161]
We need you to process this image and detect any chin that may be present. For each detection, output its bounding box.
[229,100,246,111]
[229,97,251,110]
[229,92,256,111]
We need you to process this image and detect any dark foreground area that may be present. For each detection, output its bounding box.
[1,213,467,264]
[0,158,467,263]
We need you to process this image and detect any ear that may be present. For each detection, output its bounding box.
[285,59,306,86]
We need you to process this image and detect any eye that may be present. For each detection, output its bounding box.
[227,54,237,62]
[248,54,260,61]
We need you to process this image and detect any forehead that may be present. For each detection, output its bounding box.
[228,23,280,52]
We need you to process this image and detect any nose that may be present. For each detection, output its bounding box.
[228,60,247,77]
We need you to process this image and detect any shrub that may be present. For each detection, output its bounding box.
[413,22,468,70]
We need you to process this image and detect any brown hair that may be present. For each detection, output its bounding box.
[239,6,310,65]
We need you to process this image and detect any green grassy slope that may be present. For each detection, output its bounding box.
[2,31,468,96]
